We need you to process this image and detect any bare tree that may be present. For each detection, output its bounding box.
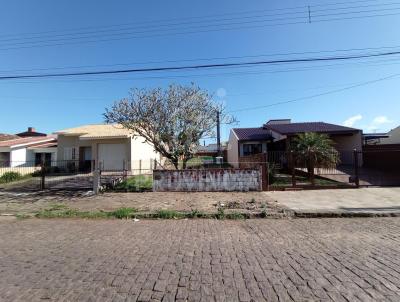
[104,84,234,169]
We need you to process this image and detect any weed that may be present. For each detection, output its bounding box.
[109,207,137,219]
[216,207,225,220]
[260,209,267,218]
[15,213,31,219]
[187,209,205,218]
[156,209,183,219]
[114,175,152,192]
[249,198,256,204]
[225,212,245,220]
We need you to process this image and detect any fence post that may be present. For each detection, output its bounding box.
[353,149,360,188]
[93,169,100,194]
[260,152,269,191]
[290,151,296,187]
[40,160,45,190]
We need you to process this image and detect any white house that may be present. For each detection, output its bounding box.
[54,124,160,172]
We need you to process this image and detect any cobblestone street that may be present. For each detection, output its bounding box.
[0,218,400,301]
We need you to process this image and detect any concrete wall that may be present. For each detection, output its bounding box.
[227,130,239,168]
[380,126,400,144]
[10,147,27,167]
[331,132,362,165]
[153,169,261,192]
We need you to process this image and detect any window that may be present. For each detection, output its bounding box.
[242,143,263,156]
[63,147,76,160]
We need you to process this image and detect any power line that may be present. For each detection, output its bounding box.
[0,0,380,40]
[0,4,399,51]
[1,50,400,81]
[228,73,400,113]
[1,44,400,74]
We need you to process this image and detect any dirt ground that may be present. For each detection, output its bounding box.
[0,191,285,216]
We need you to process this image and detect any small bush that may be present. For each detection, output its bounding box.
[0,171,23,183]
[156,209,183,219]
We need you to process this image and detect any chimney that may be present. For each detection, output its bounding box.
[266,119,291,125]
[28,127,35,133]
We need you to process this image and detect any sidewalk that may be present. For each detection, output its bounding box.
[265,187,400,217]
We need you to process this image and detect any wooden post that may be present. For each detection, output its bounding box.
[40,160,45,190]
[290,151,296,187]
[353,149,360,188]
[260,152,269,191]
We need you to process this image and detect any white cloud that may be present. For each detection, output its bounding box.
[343,114,362,127]
[372,116,393,125]
[366,115,394,132]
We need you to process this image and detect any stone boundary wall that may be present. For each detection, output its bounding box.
[153,169,261,192]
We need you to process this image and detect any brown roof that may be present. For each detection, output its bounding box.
[55,124,131,139]
[263,122,360,135]
[0,133,19,142]
[232,128,273,141]
[0,136,56,148]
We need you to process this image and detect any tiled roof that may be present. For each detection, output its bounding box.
[0,133,19,142]
[0,136,56,148]
[54,124,131,139]
[232,128,273,141]
[263,122,360,135]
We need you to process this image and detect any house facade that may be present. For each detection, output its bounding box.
[227,119,363,167]
[55,124,159,172]
[0,132,57,175]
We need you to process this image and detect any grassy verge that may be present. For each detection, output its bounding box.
[113,175,153,192]
[0,172,32,184]
[32,204,253,220]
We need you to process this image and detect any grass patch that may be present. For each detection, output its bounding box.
[108,207,137,219]
[114,175,152,192]
[225,212,246,220]
[155,209,183,219]
[0,172,32,184]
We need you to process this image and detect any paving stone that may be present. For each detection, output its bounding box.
[0,218,399,302]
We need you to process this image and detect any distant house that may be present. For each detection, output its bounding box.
[0,131,57,168]
[227,119,363,167]
[196,143,228,159]
[54,124,159,171]
[377,126,400,145]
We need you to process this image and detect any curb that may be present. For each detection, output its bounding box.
[294,211,400,218]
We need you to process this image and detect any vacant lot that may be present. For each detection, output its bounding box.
[0,191,282,217]
[0,218,399,301]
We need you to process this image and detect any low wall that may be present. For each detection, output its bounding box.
[153,169,261,192]
[238,153,266,169]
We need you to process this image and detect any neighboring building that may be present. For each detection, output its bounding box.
[377,126,400,145]
[0,133,19,142]
[227,119,363,167]
[0,135,57,167]
[196,142,228,159]
[16,127,47,137]
[54,124,159,171]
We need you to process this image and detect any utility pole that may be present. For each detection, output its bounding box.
[216,110,221,157]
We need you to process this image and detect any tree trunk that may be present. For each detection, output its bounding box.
[307,161,315,186]
[182,159,187,169]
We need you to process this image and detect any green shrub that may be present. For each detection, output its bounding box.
[0,171,23,183]
[114,175,153,192]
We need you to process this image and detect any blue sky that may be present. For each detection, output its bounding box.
[0,0,399,142]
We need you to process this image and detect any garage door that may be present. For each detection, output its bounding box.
[98,144,127,171]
